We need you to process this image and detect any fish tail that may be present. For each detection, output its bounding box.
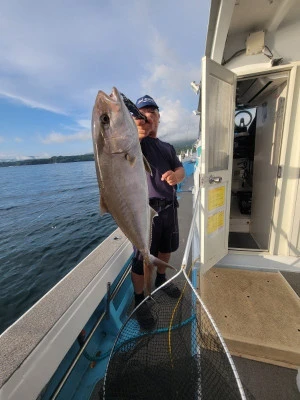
[143,255,177,295]
[148,254,177,271]
[143,260,154,296]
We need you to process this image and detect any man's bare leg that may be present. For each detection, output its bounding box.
[131,271,144,294]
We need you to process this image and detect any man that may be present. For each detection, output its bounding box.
[131,94,185,329]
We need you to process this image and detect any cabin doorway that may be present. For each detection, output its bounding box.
[229,71,288,251]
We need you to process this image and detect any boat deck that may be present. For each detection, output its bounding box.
[172,173,300,400]
[2,168,299,399]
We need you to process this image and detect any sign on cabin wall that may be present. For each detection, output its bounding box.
[208,211,224,235]
[207,186,225,235]
[208,186,225,210]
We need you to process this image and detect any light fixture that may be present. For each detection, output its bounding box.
[193,110,200,116]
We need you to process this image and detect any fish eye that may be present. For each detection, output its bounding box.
[100,114,110,125]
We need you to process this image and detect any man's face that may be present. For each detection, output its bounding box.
[136,107,160,139]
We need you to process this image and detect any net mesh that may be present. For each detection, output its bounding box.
[103,273,254,400]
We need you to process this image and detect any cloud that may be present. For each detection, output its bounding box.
[0,90,67,115]
[59,119,91,133]
[138,30,201,142]
[14,137,23,143]
[77,119,91,129]
[0,152,51,161]
[0,136,4,144]
[41,130,91,144]
[0,2,203,117]
[0,1,149,116]
[142,62,200,97]
[0,1,208,157]
[140,28,201,95]
[158,97,200,143]
[0,152,24,161]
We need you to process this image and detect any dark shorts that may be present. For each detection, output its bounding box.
[131,203,179,275]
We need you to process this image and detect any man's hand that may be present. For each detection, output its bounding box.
[134,118,148,140]
[161,170,178,186]
[161,167,185,186]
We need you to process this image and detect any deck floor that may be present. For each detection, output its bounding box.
[228,232,260,249]
[200,267,300,368]
[93,172,300,400]
[170,173,300,400]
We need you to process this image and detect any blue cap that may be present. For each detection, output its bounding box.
[135,95,159,110]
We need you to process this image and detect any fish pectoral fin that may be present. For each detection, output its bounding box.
[149,206,158,248]
[150,206,158,220]
[125,153,136,166]
[143,155,152,175]
[149,255,177,271]
[100,196,109,215]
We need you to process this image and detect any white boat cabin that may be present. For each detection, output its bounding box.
[194,0,300,274]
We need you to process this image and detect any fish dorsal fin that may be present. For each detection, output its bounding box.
[143,155,152,175]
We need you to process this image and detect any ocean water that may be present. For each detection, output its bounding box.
[0,161,116,334]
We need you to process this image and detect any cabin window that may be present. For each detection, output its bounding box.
[208,76,232,172]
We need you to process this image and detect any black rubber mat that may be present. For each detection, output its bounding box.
[229,233,260,249]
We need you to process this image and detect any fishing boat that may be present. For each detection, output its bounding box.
[1,0,300,399]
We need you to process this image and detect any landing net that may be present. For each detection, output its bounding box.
[103,189,253,399]
[103,269,254,399]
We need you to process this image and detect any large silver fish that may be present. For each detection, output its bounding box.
[92,87,175,294]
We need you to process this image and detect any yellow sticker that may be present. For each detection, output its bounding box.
[208,186,225,211]
[207,211,224,234]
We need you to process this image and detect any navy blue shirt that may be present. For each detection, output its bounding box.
[140,137,183,200]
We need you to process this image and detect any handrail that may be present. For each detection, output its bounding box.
[181,188,200,270]
[180,188,246,400]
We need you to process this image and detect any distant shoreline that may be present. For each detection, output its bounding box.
[0,140,196,168]
[0,154,95,168]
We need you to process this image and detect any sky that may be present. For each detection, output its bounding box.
[0,0,211,160]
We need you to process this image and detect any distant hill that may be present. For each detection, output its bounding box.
[0,154,94,168]
[0,140,196,167]
[171,139,196,153]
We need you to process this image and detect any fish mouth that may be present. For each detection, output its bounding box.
[98,87,121,105]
